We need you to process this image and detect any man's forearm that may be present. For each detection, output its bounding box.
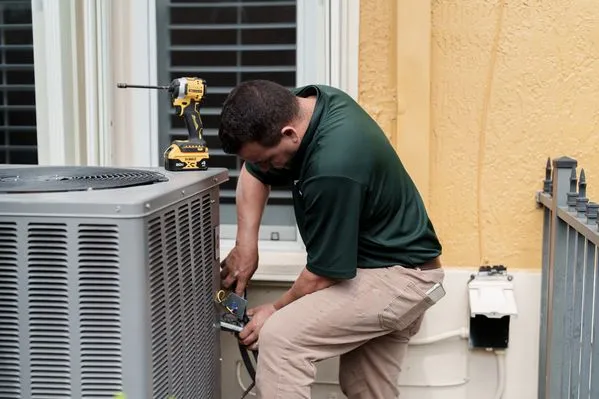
[273,267,338,310]
[236,165,270,247]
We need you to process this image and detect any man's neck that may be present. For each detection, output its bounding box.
[294,96,317,140]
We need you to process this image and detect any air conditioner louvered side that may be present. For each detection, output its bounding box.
[177,201,199,397]
[148,215,169,397]
[148,190,219,399]
[27,223,71,398]
[193,193,218,389]
[0,222,20,399]
[0,166,227,399]
[78,224,122,397]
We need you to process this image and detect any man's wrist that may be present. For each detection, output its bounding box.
[273,290,296,311]
[235,235,258,249]
[272,267,338,311]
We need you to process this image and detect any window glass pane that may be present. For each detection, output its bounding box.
[242,28,296,45]
[240,6,295,24]
[0,1,37,165]
[156,0,298,241]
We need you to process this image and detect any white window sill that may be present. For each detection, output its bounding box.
[219,239,306,283]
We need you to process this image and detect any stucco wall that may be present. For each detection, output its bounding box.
[358,1,396,144]
[359,0,599,269]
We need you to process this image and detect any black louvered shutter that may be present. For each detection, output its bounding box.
[0,0,36,165]
[156,0,298,241]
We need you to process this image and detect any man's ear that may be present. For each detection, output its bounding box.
[281,126,299,143]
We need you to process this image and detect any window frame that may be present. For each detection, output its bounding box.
[33,0,161,168]
[32,0,80,166]
[32,0,360,256]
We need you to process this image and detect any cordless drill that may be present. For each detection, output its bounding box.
[117,77,210,171]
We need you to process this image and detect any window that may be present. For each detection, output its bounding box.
[25,0,359,250]
[156,0,303,243]
[0,0,36,165]
[151,0,358,250]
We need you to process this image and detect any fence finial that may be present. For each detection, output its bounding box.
[570,167,578,192]
[585,201,599,226]
[576,169,589,216]
[543,157,552,193]
[567,167,579,211]
[578,169,587,196]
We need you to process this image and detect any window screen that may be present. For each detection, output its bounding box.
[0,0,36,165]
[156,0,298,241]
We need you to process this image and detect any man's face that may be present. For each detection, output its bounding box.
[238,131,299,172]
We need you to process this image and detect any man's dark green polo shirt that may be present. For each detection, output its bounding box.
[245,84,442,279]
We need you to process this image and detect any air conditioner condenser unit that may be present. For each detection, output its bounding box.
[0,165,228,399]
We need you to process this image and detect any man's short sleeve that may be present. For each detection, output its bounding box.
[300,176,366,279]
[244,162,294,187]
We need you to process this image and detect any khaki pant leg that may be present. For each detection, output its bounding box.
[254,266,444,399]
[338,315,426,399]
[339,267,444,399]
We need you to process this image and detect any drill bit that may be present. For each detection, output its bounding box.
[117,83,169,90]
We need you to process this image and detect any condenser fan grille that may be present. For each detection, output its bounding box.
[0,166,169,193]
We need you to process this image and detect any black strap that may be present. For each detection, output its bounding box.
[238,340,259,398]
[219,285,259,398]
[239,341,256,380]
[240,382,255,399]
[237,292,259,399]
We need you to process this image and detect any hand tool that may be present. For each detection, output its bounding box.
[214,288,258,399]
[117,77,210,171]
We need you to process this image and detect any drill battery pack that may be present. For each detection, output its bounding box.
[163,140,209,171]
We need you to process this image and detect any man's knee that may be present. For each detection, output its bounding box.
[256,310,316,386]
[258,314,286,353]
[258,309,302,358]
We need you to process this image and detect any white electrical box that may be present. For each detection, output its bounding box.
[468,269,518,318]
[467,266,518,349]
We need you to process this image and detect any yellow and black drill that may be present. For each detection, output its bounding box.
[117,77,210,171]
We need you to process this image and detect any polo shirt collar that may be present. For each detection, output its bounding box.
[289,85,325,175]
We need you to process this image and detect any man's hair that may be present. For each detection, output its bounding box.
[218,80,299,154]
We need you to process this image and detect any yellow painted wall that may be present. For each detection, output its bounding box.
[358,0,599,269]
[358,1,396,144]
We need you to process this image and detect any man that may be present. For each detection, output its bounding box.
[218,80,444,399]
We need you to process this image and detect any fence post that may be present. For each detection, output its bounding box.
[545,156,577,399]
[567,169,588,399]
[579,202,597,399]
[538,158,552,399]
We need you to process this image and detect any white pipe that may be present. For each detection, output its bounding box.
[233,329,509,396]
[494,350,506,399]
[236,361,256,397]
[409,327,469,345]
[236,359,469,391]
[234,328,472,394]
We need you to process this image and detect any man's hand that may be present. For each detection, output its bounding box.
[220,244,259,296]
[238,303,276,349]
